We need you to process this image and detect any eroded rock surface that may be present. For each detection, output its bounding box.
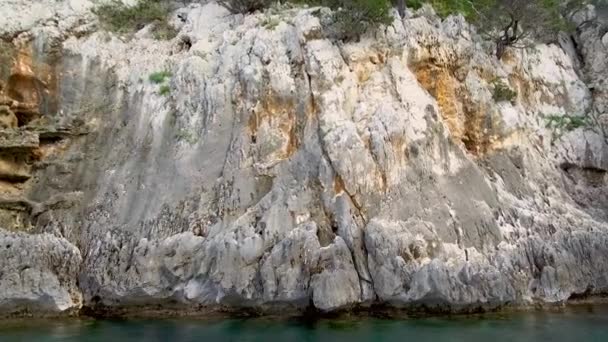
[1,0,608,317]
[0,229,82,317]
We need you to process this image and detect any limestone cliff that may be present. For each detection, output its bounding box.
[1,0,608,317]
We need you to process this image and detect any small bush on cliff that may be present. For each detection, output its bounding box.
[405,0,480,18]
[148,70,172,96]
[545,111,608,145]
[217,0,278,13]
[545,114,590,131]
[327,0,393,41]
[492,79,517,103]
[94,0,177,40]
[219,0,393,41]
[149,71,172,84]
[159,84,171,96]
[544,113,593,143]
[294,0,392,41]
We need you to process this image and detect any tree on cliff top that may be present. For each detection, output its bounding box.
[402,0,600,59]
[467,0,590,59]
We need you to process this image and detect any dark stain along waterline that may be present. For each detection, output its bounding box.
[2,305,608,341]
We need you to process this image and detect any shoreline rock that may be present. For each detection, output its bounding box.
[1,1,608,318]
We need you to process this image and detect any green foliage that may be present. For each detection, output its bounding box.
[396,0,595,23]
[159,85,171,96]
[418,0,484,18]
[149,71,172,84]
[299,0,393,40]
[94,0,177,40]
[148,70,171,96]
[398,0,493,18]
[399,0,592,58]
[469,0,583,58]
[329,0,393,40]
[492,79,517,103]
[544,114,592,142]
[220,0,392,40]
[217,0,277,13]
[404,0,425,10]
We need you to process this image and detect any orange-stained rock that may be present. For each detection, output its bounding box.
[414,64,465,141]
[413,63,501,156]
[0,106,18,129]
[248,92,298,164]
[0,45,54,126]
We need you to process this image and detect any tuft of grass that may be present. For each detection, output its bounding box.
[159,85,171,96]
[149,71,172,84]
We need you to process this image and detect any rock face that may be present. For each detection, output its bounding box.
[0,230,82,316]
[1,0,608,317]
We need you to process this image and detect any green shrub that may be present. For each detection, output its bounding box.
[159,84,171,96]
[428,0,481,18]
[399,0,591,59]
[544,113,596,143]
[395,0,485,18]
[148,70,171,95]
[545,114,590,131]
[297,0,392,41]
[217,0,277,13]
[545,113,591,140]
[219,0,394,40]
[492,79,517,103]
[149,71,172,84]
[94,0,177,40]
[328,0,393,41]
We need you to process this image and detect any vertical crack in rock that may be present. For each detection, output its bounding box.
[305,65,374,305]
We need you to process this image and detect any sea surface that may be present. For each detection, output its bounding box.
[1,305,608,341]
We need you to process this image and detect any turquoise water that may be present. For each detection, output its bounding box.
[2,306,608,341]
